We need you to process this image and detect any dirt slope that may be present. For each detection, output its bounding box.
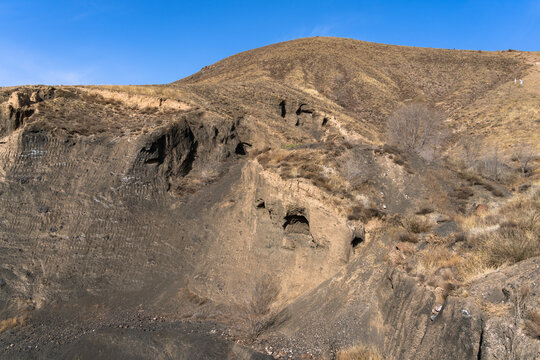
[0,37,539,359]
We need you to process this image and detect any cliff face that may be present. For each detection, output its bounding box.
[0,38,539,359]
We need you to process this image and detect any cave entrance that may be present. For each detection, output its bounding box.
[279,100,287,118]
[351,236,364,248]
[283,214,310,235]
[235,142,252,155]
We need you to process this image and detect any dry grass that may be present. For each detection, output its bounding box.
[420,246,462,272]
[245,276,280,340]
[336,345,382,360]
[0,316,26,334]
[348,205,383,222]
[479,227,540,267]
[405,216,433,234]
[452,186,540,281]
[86,85,188,101]
[475,298,512,317]
[456,253,496,283]
[398,231,419,244]
[524,310,540,339]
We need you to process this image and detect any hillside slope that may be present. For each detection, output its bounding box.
[0,38,539,359]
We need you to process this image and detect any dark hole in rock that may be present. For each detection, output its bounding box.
[322,117,328,126]
[283,214,310,235]
[296,104,314,115]
[351,236,363,248]
[256,200,265,209]
[235,142,252,155]
[279,100,287,118]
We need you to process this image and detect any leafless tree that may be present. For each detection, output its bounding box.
[386,103,447,160]
[512,143,537,177]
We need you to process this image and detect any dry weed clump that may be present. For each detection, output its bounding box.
[0,316,26,334]
[453,187,540,280]
[524,310,540,339]
[405,216,433,234]
[420,246,461,272]
[336,345,382,360]
[479,226,540,267]
[398,231,419,244]
[347,205,382,222]
[456,253,495,284]
[245,276,280,340]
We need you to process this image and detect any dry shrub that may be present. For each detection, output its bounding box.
[452,187,474,200]
[0,316,25,334]
[386,103,447,160]
[336,345,382,360]
[416,207,434,215]
[476,299,512,317]
[421,246,461,272]
[524,310,540,339]
[481,227,540,267]
[348,205,382,222]
[245,276,280,339]
[398,231,419,243]
[405,216,433,234]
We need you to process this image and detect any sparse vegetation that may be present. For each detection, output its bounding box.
[386,103,447,160]
[336,345,382,360]
[245,275,281,340]
[524,310,540,339]
[405,216,433,234]
[0,316,25,334]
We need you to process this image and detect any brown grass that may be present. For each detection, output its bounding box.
[421,246,462,272]
[405,216,433,234]
[348,205,382,222]
[336,345,382,360]
[524,310,540,339]
[480,227,540,267]
[398,231,419,244]
[245,276,280,339]
[475,299,512,317]
[0,316,26,334]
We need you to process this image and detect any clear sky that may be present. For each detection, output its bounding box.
[1,0,539,86]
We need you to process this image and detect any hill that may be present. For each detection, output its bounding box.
[0,37,539,359]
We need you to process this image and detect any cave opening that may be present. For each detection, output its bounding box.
[279,100,287,118]
[283,214,310,235]
[351,236,364,248]
[235,142,252,155]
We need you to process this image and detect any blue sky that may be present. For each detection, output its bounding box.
[1,0,539,86]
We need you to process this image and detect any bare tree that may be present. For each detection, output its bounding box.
[386,103,447,160]
[512,143,537,177]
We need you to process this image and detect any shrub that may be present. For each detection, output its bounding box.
[348,205,382,222]
[416,207,434,215]
[482,227,540,267]
[245,276,280,339]
[512,143,537,177]
[421,246,461,272]
[524,310,540,339]
[336,345,382,360]
[405,216,433,234]
[399,231,419,243]
[0,316,25,334]
[386,103,447,160]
